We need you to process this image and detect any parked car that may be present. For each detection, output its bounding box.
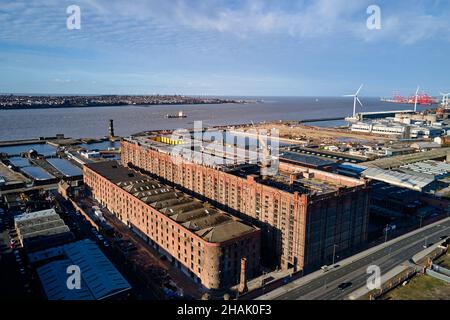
[321,265,329,272]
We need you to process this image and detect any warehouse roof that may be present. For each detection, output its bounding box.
[14,209,71,246]
[15,208,59,225]
[364,147,450,169]
[35,239,131,300]
[362,167,434,191]
[86,161,259,243]
[280,151,338,168]
[400,160,450,178]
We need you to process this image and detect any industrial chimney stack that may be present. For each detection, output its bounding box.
[238,257,248,294]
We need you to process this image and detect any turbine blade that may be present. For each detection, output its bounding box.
[357,97,363,107]
[343,94,355,97]
[415,86,420,95]
[356,84,364,95]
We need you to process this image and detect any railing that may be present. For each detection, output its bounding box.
[237,271,303,300]
[370,247,448,300]
[369,268,421,300]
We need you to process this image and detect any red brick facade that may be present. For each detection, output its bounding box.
[121,139,370,271]
[84,163,261,289]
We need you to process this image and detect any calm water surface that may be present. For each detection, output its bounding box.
[0,97,427,140]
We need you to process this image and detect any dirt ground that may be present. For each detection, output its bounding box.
[248,123,391,145]
[382,274,450,300]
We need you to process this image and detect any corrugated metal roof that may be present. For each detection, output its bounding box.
[15,208,58,223]
[363,167,434,191]
[36,239,131,300]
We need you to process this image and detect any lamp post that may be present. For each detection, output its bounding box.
[384,224,389,243]
[332,244,338,265]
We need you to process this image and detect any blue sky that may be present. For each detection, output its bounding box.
[0,0,449,96]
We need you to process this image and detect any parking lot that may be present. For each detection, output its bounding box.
[0,206,41,299]
[75,196,205,300]
[1,189,206,300]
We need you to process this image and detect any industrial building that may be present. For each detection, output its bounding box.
[31,239,131,300]
[14,209,74,251]
[362,167,435,192]
[364,147,450,170]
[350,120,445,138]
[83,161,261,290]
[120,132,371,272]
[362,159,450,193]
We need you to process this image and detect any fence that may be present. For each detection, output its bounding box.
[370,268,421,300]
[237,271,303,300]
[370,247,448,300]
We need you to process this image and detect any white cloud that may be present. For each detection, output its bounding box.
[0,0,449,51]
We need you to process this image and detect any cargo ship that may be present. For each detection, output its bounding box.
[165,111,187,118]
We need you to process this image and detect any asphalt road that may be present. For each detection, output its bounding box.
[275,218,450,300]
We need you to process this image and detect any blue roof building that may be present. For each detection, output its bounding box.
[33,239,131,300]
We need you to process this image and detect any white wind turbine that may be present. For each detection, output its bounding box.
[413,86,420,112]
[440,91,450,108]
[344,84,364,118]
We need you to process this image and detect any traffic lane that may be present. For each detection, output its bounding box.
[277,244,412,300]
[282,245,406,300]
[282,224,449,300]
[275,221,450,300]
[318,247,419,300]
[313,225,450,300]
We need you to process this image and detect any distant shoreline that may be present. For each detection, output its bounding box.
[0,101,254,110]
[0,94,255,110]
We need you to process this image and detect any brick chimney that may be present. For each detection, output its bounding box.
[238,257,248,294]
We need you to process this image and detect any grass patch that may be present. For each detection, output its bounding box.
[382,274,450,300]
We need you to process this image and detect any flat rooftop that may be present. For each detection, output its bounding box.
[85,161,258,243]
[125,131,279,171]
[286,146,367,163]
[280,151,338,168]
[124,134,362,196]
[225,163,347,195]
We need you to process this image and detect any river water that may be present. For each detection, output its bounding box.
[0,97,424,140]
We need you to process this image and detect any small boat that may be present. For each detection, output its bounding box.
[166,111,187,118]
